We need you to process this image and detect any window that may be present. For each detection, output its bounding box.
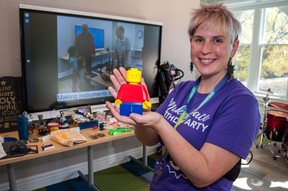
[229,1,288,101]
[259,7,288,98]
[233,10,254,84]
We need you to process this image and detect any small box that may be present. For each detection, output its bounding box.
[78,120,98,129]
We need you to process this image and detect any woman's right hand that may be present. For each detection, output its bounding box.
[108,67,149,99]
[106,67,137,125]
[108,67,127,99]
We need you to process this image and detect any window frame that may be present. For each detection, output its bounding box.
[227,0,288,102]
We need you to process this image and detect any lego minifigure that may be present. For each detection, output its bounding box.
[114,68,151,116]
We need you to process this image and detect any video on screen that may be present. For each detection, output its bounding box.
[56,16,146,103]
[21,9,161,112]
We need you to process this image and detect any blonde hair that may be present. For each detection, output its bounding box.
[188,3,241,43]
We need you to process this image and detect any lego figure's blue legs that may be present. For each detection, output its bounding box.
[120,102,143,116]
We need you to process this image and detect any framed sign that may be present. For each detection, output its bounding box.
[0,77,24,133]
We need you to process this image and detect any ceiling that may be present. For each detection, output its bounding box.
[201,0,285,4]
[202,0,288,13]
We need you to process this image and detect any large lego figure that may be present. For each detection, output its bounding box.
[114,68,151,116]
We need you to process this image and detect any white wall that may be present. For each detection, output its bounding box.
[0,0,199,190]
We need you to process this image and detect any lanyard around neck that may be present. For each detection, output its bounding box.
[162,74,230,159]
[174,74,229,129]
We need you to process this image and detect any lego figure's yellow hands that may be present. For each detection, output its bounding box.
[142,100,152,110]
[114,99,122,108]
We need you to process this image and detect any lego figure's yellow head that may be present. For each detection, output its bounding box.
[126,68,142,84]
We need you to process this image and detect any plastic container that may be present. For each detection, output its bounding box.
[17,114,29,141]
[47,122,60,132]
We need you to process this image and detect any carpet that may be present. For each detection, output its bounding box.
[34,154,159,191]
[93,165,150,191]
[121,156,157,177]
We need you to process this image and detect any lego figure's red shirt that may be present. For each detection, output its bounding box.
[117,84,149,102]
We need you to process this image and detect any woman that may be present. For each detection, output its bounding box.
[106,3,260,191]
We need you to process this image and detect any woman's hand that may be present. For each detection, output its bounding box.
[106,67,155,126]
[105,101,163,130]
[105,101,137,125]
[108,67,127,99]
[108,67,149,98]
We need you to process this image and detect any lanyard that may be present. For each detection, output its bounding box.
[162,74,229,159]
[174,74,229,129]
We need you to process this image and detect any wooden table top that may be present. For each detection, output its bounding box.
[0,126,134,166]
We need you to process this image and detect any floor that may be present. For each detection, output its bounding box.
[136,140,288,191]
[129,138,288,191]
[232,140,288,191]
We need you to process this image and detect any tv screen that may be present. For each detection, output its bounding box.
[19,4,162,113]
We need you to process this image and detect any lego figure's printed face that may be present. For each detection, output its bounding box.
[126,68,142,84]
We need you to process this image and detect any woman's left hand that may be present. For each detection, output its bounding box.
[105,101,137,125]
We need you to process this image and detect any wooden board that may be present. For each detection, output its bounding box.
[0,77,24,133]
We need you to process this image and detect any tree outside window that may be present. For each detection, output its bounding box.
[233,6,288,100]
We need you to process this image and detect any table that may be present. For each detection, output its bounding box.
[0,127,136,191]
[61,49,113,66]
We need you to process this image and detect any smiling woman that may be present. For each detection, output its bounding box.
[203,0,288,101]
[105,3,260,191]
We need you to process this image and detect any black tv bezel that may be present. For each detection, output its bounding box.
[19,4,162,113]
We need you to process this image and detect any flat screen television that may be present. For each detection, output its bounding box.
[19,4,162,113]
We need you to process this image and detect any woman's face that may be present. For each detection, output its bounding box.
[190,23,239,79]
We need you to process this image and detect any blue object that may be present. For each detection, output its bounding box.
[99,122,105,130]
[4,137,17,142]
[78,120,98,129]
[120,102,143,116]
[17,114,29,141]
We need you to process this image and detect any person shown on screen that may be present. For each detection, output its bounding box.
[77,56,91,91]
[113,25,131,69]
[106,3,260,191]
[76,23,95,76]
[68,46,78,92]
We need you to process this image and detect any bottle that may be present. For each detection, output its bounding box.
[17,113,29,141]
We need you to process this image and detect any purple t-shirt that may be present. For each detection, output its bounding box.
[150,79,260,191]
